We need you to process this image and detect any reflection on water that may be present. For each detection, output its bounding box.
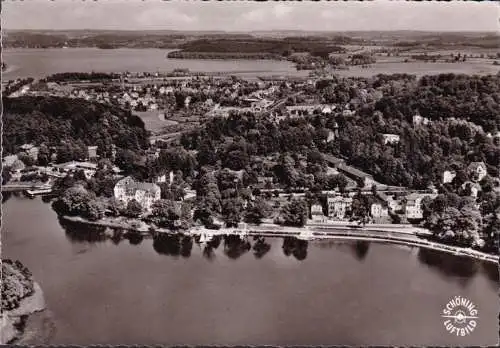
[58,219,310,261]
[282,237,308,261]
[2,191,13,203]
[352,241,370,261]
[481,262,500,287]
[417,248,483,287]
[59,218,107,243]
[224,235,252,259]
[125,232,143,246]
[253,236,272,259]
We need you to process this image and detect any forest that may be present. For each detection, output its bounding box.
[2,96,149,157]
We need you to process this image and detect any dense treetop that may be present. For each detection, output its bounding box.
[3,96,149,154]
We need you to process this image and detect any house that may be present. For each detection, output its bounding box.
[113,176,161,213]
[327,195,352,220]
[468,162,487,182]
[285,105,318,117]
[323,154,346,168]
[442,170,456,184]
[310,203,326,222]
[382,134,400,145]
[2,154,19,167]
[342,109,356,117]
[326,130,336,143]
[184,96,192,108]
[370,201,389,218]
[87,146,98,161]
[462,181,482,198]
[256,176,274,189]
[321,105,335,114]
[155,174,167,183]
[413,113,430,126]
[337,165,375,188]
[376,192,402,212]
[19,144,39,160]
[405,193,437,221]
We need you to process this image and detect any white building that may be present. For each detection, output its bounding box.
[442,170,456,184]
[468,162,487,182]
[310,203,326,222]
[370,202,389,218]
[405,193,437,220]
[382,134,400,145]
[413,114,430,126]
[114,176,161,213]
[327,196,352,220]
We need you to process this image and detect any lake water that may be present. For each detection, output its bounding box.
[2,194,498,346]
[2,48,307,81]
[3,48,498,81]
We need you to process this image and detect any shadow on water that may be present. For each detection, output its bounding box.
[282,237,308,261]
[417,247,482,287]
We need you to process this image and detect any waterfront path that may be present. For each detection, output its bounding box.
[61,215,498,263]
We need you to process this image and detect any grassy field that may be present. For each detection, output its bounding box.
[133,110,179,134]
[335,61,499,78]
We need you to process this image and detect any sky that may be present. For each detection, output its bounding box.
[3,0,499,32]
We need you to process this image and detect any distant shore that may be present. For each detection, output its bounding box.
[167,50,285,61]
[60,215,499,263]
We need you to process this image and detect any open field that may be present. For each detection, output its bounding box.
[133,110,179,134]
[334,61,500,78]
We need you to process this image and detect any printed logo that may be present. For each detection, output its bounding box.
[442,296,478,337]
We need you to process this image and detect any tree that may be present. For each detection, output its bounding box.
[245,198,270,225]
[73,169,87,182]
[221,197,245,227]
[83,199,105,221]
[115,149,141,175]
[279,199,308,227]
[124,199,143,218]
[174,92,185,109]
[18,154,35,167]
[151,199,181,228]
[37,144,51,166]
[350,192,371,226]
[2,167,12,185]
[52,185,93,216]
[108,198,125,217]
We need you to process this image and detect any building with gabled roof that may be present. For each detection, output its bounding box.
[467,162,487,182]
[114,176,161,213]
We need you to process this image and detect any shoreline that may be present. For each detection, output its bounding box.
[1,282,47,344]
[60,215,499,264]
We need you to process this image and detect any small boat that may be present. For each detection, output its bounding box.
[199,232,213,244]
[25,188,53,196]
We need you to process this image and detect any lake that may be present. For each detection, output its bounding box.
[3,48,498,81]
[2,194,498,346]
[2,48,307,81]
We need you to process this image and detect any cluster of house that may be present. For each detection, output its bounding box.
[442,161,490,197]
[310,191,438,223]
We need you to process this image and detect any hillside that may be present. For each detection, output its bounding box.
[2,96,149,155]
